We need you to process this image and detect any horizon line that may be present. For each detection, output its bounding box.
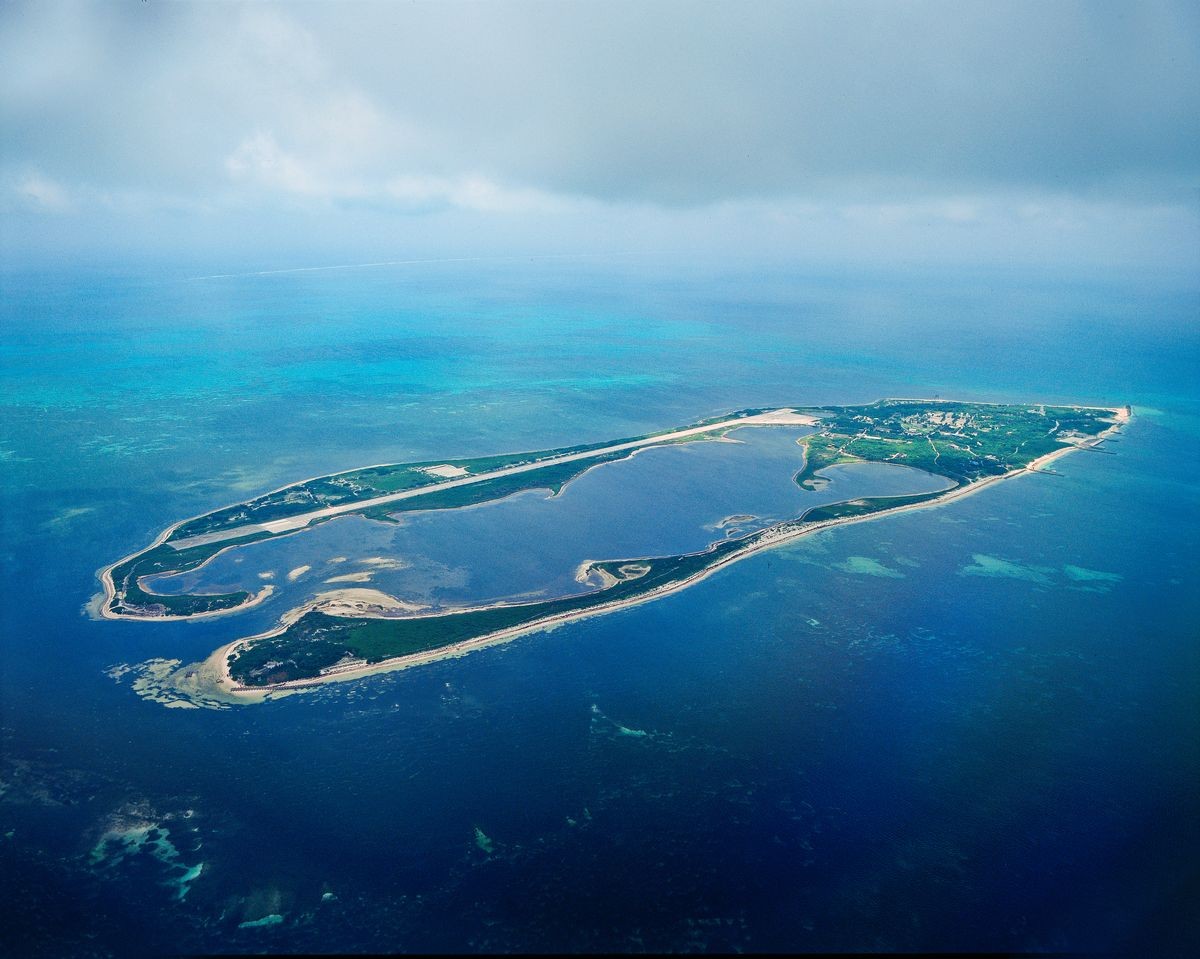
[187,250,657,281]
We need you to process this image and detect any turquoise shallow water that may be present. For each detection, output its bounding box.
[1,258,1197,954]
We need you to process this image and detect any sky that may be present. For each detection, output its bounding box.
[2,0,1198,275]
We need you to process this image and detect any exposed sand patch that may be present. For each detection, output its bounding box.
[574,560,651,589]
[257,571,275,581]
[755,409,820,426]
[360,556,408,569]
[325,571,374,584]
[419,464,470,478]
[310,588,428,617]
[286,565,311,582]
[575,561,615,588]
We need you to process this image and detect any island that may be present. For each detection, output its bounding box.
[97,399,1129,705]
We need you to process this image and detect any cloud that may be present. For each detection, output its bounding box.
[303,0,1199,205]
[0,1,1197,270]
[385,173,572,214]
[4,1,1197,206]
[13,172,71,211]
[840,200,983,228]
[226,132,325,197]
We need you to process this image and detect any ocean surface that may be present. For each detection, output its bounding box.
[1,257,1197,955]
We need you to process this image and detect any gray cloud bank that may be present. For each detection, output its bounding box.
[2,0,1198,269]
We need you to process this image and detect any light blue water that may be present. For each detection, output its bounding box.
[1,258,1197,955]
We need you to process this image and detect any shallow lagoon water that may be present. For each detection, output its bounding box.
[1,260,1197,955]
[148,427,953,610]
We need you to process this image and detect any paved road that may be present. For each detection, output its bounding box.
[168,409,817,551]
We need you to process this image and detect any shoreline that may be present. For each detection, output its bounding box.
[204,406,1129,701]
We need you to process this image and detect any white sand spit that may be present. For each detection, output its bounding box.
[420,464,469,478]
[325,571,374,584]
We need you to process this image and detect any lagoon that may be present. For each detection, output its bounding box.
[146,427,953,611]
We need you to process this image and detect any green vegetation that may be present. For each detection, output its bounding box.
[795,400,1113,486]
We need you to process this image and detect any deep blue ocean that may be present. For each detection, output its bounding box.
[1,257,1197,955]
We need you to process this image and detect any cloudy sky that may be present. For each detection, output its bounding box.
[2,0,1198,272]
